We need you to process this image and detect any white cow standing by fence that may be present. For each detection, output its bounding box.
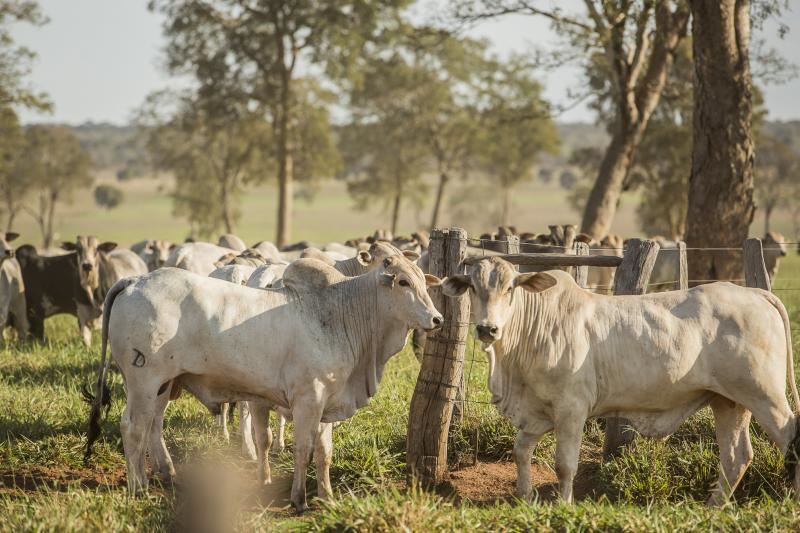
[442,257,800,504]
[85,255,442,511]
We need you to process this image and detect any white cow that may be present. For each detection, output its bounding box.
[442,257,800,505]
[0,232,27,340]
[209,264,257,286]
[763,231,788,283]
[218,234,247,252]
[166,242,235,276]
[131,240,173,272]
[85,255,442,512]
[252,241,283,262]
[244,243,420,463]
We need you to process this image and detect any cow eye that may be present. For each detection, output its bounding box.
[506,286,513,294]
[399,279,410,287]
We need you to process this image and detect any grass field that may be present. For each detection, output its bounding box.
[7,172,799,248]
[3,255,800,530]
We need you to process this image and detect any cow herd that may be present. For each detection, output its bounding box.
[1,226,798,512]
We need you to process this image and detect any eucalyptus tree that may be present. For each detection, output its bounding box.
[455,0,690,239]
[149,0,409,246]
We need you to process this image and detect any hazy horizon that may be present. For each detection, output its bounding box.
[10,0,800,127]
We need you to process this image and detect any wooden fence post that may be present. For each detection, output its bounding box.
[407,228,470,487]
[676,241,688,291]
[603,238,661,459]
[743,238,771,291]
[574,241,589,288]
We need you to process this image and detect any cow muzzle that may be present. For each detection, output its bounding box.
[476,324,500,343]
[81,262,93,273]
[423,313,444,332]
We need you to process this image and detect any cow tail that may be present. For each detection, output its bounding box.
[762,292,800,481]
[83,277,136,465]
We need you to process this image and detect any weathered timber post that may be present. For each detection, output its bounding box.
[676,241,688,290]
[504,234,521,256]
[574,241,590,288]
[407,227,470,487]
[603,238,661,459]
[743,238,771,291]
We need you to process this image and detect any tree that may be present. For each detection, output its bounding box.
[0,1,50,110]
[0,105,27,230]
[473,57,560,226]
[19,126,93,248]
[149,0,408,247]
[755,133,799,234]
[455,0,689,239]
[684,0,756,282]
[140,90,273,238]
[93,184,124,210]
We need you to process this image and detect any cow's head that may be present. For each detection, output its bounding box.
[62,236,117,295]
[763,232,788,282]
[377,255,442,332]
[0,232,19,261]
[441,257,557,344]
[146,239,172,269]
[357,241,420,268]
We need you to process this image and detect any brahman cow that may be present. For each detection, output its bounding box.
[131,239,173,272]
[18,236,147,346]
[218,233,247,252]
[165,241,236,276]
[763,231,788,283]
[0,232,27,340]
[85,254,441,512]
[442,257,800,505]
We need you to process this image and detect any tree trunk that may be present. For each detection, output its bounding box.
[430,172,448,230]
[43,191,57,249]
[6,209,16,233]
[684,0,755,283]
[580,128,640,239]
[501,186,511,226]
[221,184,234,234]
[391,191,401,236]
[580,1,689,239]
[763,202,774,235]
[275,71,293,248]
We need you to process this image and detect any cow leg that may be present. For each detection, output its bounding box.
[554,411,586,503]
[148,387,175,482]
[314,422,334,501]
[276,413,286,452]
[707,396,752,506]
[251,401,273,485]
[216,403,230,443]
[10,290,28,340]
[742,397,799,495]
[290,399,324,513]
[513,430,543,501]
[239,401,257,460]
[28,309,44,341]
[120,389,158,495]
[77,305,94,347]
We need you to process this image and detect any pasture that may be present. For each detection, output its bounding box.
[2,254,800,531]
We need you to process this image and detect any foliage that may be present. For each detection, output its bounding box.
[17,125,93,247]
[140,90,273,238]
[93,184,124,210]
[0,105,26,230]
[0,0,50,110]
[69,123,150,177]
[148,0,409,245]
[472,56,560,226]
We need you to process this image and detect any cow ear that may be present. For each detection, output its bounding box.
[575,233,593,244]
[515,272,557,293]
[357,250,372,266]
[168,243,177,251]
[441,275,472,297]
[379,272,395,287]
[5,232,19,242]
[402,250,420,262]
[61,242,77,251]
[98,242,117,254]
[424,274,442,287]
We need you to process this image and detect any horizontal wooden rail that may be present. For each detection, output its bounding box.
[462,253,623,268]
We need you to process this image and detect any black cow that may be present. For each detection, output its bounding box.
[15,245,101,346]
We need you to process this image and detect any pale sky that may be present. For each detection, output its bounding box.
[11,0,800,125]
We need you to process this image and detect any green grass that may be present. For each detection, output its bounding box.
[3,258,800,531]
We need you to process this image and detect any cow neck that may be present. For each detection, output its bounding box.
[328,270,402,407]
[496,286,563,373]
[95,253,117,306]
[335,256,367,277]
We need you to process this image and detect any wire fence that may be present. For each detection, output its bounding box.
[444,233,800,460]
